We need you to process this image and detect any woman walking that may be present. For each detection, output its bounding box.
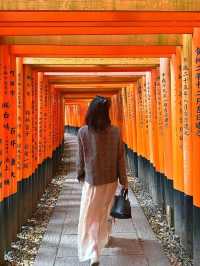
[77,96,128,266]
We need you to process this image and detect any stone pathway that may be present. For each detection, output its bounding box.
[34,133,170,266]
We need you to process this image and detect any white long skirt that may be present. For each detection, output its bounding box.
[78,181,118,262]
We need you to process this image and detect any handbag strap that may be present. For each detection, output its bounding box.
[120,188,128,199]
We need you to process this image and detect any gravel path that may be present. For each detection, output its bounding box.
[128,175,193,266]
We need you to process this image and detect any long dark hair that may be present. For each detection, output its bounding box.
[85,96,111,132]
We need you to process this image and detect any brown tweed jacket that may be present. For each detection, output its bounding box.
[76,125,127,186]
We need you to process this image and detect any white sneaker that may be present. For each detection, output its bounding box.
[90,257,100,266]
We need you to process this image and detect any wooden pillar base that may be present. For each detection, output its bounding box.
[193,205,200,265]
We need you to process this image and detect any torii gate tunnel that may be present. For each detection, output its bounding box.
[1,1,200,265]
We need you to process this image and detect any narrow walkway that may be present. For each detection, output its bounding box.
[34,133,170,266]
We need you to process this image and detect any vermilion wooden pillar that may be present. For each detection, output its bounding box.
[16,57,24,233]
[1,45,13,249]
[38,72,44,167]
[181,34,193,253]
[170,47,184,240]
[121,87,128,146]
[148,69,161,204]
[0,45,18,262]
[129,84,138,177]
[155,67,165,209]
[0,45,7,263]
[192,27,200,265]
[125,86,132,174]
[135,78,146,188]
[10,54,18,241]
[23,65,33,220]
[160,58,174,224]
[155,68,164,176]
[31,69,38,209]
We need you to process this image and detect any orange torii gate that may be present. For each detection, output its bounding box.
[1,11,200,35]
[1,6,200,265]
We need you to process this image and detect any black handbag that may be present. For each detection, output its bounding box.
[110,188,132,219]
